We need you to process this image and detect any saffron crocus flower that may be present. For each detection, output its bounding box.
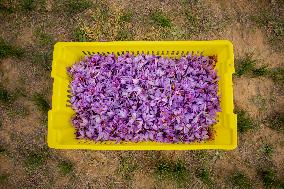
[67,53,220,143]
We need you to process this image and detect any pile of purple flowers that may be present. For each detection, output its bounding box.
[67,53,220,143]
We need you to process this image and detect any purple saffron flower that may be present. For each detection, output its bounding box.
[67,53,220,143]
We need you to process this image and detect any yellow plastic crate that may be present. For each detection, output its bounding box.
[48,41,237,150]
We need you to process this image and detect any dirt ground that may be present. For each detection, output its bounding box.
[0,0,283,189]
